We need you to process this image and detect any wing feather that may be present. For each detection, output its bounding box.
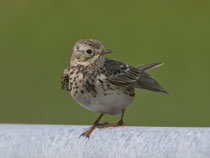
[104,59,169,94]
[104,59,140,86]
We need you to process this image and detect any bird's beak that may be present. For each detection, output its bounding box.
[97,49,113,56]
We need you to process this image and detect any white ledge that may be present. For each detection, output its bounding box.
[0,124,210,158]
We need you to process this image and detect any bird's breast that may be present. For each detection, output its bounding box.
[69,68,135,115]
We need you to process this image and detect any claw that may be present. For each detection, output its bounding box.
[80,132,91,138]
[80,125,95,138]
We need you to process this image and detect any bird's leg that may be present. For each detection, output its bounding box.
[117,109,126,126]
[80,110,126,137]
[98,109,126,128]
[80,114,104,138]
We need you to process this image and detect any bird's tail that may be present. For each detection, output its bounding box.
[135,63,170,94]
[136,63,163,72]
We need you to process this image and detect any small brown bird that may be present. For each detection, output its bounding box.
[62,39,169,138]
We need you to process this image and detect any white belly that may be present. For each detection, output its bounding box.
[72,89,134,115]
[70,75,135,115]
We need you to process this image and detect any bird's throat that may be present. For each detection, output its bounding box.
[71,55,105,70]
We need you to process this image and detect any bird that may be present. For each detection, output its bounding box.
[61,39,169,138]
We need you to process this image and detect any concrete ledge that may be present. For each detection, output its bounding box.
[0,124,209,158]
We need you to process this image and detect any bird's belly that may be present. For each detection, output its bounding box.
[95,90,134,115]
[71,86,134,115]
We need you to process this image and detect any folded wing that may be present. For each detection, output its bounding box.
[105,59,169,94]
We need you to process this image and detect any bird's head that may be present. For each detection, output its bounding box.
[70,39,113,67]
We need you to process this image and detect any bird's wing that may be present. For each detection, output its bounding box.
[104,59,140,87]
[61,67,70,91]
[105,59,169,94]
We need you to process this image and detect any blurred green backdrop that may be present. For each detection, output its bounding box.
[0,0,210,126]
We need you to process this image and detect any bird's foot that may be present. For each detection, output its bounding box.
[95,122,110,129]
[98,120,126,128]
[80,121,126,138]
[80,125,96,138]
[80,122,109,138]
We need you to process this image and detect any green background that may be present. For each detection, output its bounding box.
[1,0,210,126]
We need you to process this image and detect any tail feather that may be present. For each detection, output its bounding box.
[134,63,170,94]
[136,63,163,72]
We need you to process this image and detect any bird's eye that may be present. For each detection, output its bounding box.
[86,49,92,54]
